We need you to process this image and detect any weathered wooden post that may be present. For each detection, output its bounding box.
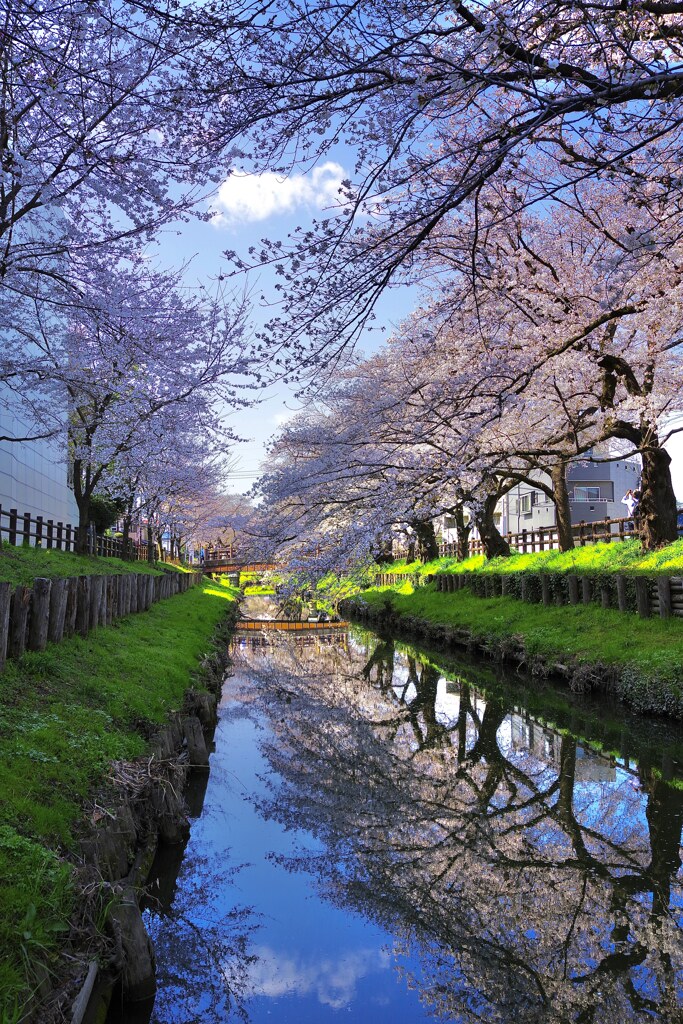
[604,516,611,543]
[22,511,31,545]
[56,522,63,550]
[8,508,17,546]
[578,521,586,546]
[541,576,551,606]
[76,576,91,637]
[581,576,592,605]
[89,576,103,630]
[616,575,628,613]
[35,515,43,548]
[567,574,579,605]
[28,578,52,651]
[600,583,611,609]
[48,578,68,644]
[46,520,54,549]
[634,577,651,618]
[657,577,672,619]
[0,582,12,671]
[10,585,31,658]
[65,578,79,636]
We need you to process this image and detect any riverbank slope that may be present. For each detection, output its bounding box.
[0,562,238,1023]
[344,578,683,718]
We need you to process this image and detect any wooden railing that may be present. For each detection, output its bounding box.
[438,515,635,559]
[0,504,146,560]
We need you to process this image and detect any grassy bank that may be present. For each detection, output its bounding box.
[0,574,238,1021]
[353,581,683,716]
[382,538,683,578]
[0,542,179,587]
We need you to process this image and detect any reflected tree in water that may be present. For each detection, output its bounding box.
[232,633,683,1023]
[144,853,259,1024]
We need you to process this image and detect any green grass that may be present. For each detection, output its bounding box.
[380,538,683,578]
[0,576,238,1019]
[358,582,683,684]
[0,542,180,587]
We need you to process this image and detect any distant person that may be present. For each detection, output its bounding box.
[621,489,638,531]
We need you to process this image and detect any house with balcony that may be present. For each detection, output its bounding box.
[437,457,641,547]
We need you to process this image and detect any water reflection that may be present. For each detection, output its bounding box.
[142,628,683,1023]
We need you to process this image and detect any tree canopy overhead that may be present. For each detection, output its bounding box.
[219,0,683,359]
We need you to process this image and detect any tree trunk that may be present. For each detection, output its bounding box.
[475,494,510,559]
[75,499,90,556]
[122,516,132,561]
[638,445,677,550]
[410,519,439,562]
[551,463,575,551]
[147,524,155,564]
[454,506,471,561]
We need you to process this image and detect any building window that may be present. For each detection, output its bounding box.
[519,492,537,514]
[573,485,600,501]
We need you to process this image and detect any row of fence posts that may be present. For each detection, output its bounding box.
[434,572,683,619]
[0,570,202,672]
[437,516,635,559]
[0,504,145,559]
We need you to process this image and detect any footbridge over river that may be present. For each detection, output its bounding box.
[236,593,348,636]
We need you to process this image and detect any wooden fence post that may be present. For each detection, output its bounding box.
[48,578,68,644]
[56,522,63,550]
[10,585,31,658]
[616,575,628,613]
[604,516,611,543]
[35,515,43,548]
[46,519,54,549]
[581,577,592,605]
[76,576,91,637]
[28,577,52,651]
[22,511,31,545]
[635,578,651,618]
[89,576,103,630]
[541,576,551,606]
[578,521,586,546]
[0,582,11,671]
[657,577,672,619]
[600,584,611,609]
[8,508,17,546]
[64,578,79,636]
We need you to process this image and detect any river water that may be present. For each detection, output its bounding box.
[124,624,683,1024]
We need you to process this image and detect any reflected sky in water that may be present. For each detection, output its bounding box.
[137,627,683,1024]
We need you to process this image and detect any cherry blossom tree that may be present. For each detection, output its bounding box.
[19,257,252,552]
[220,0,683,365]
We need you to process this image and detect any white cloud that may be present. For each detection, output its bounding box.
[230,944,391,1009]
[211,163,346,226]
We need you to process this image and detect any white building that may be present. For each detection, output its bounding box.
[0,389,78,526]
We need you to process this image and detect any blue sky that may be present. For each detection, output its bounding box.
[160,161,683,500]
[160,156,418,493]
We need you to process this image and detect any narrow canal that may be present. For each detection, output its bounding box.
[120,622,683,1023]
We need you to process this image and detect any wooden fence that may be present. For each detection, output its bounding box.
[0,504,146,560]
[438,515,635,559]
[434,570,683,619]
[0,569,203,673]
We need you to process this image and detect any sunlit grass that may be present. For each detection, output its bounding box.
[382,539,683,577]
[0,577,237,1020]
[0,542,178,586]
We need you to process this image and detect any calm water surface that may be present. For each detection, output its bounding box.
[133,627,683,1024]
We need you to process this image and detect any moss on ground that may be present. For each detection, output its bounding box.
[0,576,238,1020]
